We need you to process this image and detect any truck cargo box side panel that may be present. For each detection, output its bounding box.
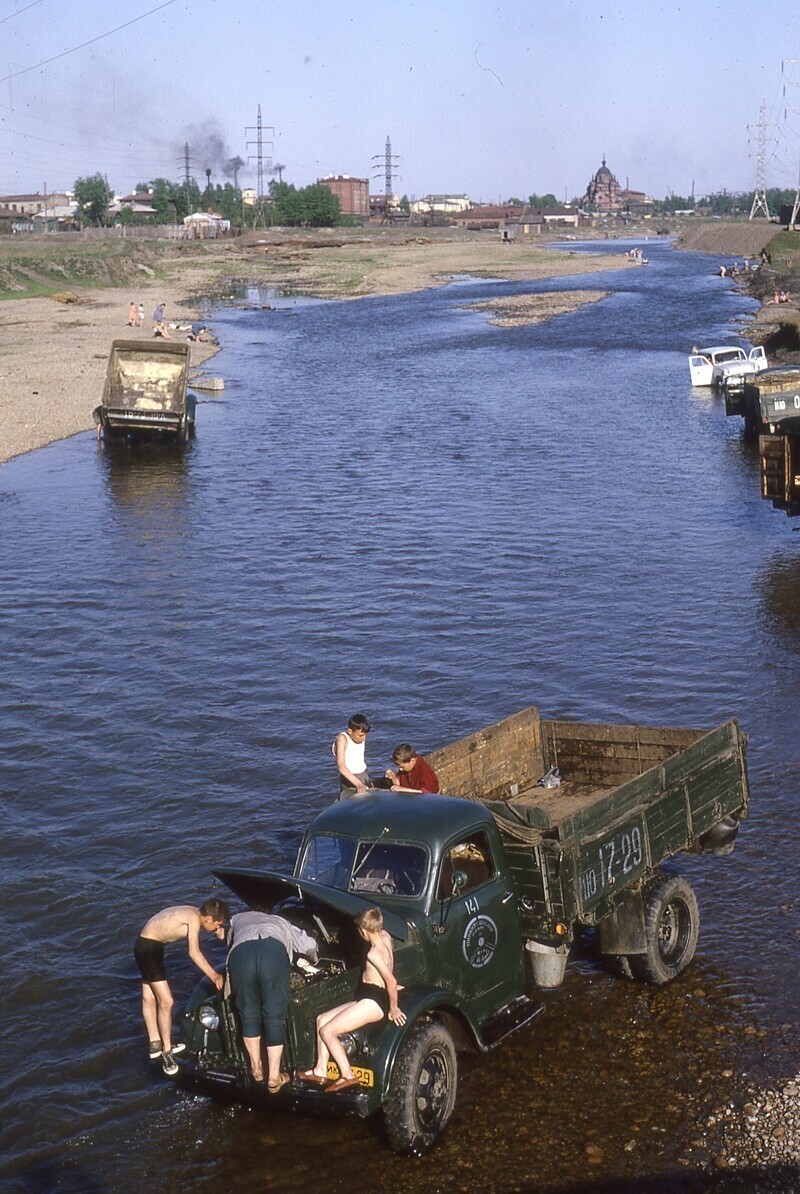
[660,722,736,786]
[572,812,649,922]
[427,706,545,803]
[685,755,749,834]
[644,787,692,860]
[555,769,661,842]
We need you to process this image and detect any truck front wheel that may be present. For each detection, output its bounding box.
[629,874,699,985]
[382,1021,457,1156]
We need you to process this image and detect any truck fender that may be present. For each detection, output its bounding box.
[369,988,477,1097]
[597,887,648,956]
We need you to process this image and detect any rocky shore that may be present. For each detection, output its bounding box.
[695,1066,800,1192]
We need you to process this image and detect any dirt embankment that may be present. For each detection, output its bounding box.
[676,221,780,257]
[673,220,800,362]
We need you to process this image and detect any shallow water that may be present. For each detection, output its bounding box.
[1,240,798,1192]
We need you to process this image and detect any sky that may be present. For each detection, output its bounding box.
[1,0,799,203]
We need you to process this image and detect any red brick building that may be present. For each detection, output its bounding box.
[317,174,369,217]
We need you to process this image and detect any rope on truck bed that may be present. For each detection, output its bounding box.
[454,790,545,846]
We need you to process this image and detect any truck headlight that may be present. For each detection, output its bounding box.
[198,1004,220,1031]
[339,1032,359,1057]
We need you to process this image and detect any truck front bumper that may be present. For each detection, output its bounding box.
[172,1055,377,1118]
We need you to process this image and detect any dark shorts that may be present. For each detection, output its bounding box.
[354,980,389,1017]
[134,935,167,984]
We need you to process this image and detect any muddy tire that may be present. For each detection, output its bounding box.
[629,874,699,985]
[382,1020,457,1156]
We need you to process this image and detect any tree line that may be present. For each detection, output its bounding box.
[72,174,342,228]
[72,172,800,228]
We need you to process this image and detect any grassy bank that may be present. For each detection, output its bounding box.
[0,236,177,300]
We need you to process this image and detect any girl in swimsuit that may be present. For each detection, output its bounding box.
[299,907,405,1092]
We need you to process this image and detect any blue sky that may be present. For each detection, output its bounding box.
[1,0,798,202]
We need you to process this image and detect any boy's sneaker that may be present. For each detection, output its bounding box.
[162,1050,179,1076]
[148,1040,162,1060]
[171,1042,186,1055]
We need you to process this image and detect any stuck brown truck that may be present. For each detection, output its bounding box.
[94,340,196,443]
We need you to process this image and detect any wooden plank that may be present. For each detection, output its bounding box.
[429,706,545,802]
[661,722,737,785]
[645,789,691,859]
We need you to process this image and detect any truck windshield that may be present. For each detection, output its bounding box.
[298,834,357,889]
[298,834,427,897]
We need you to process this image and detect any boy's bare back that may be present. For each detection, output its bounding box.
[140,905,200,944]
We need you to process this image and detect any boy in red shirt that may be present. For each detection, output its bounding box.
[385,743,439,794]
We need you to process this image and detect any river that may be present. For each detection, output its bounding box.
[1,239,798,1193]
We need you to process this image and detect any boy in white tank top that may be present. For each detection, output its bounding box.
[333,713,371,796]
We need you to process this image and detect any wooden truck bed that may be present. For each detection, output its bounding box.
[428,706,750,939]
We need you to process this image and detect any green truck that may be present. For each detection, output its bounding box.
[171,707,750,1154]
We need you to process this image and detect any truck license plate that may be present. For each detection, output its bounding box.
[326,1063,373,1087]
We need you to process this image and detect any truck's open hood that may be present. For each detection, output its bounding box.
[213,868,409,942]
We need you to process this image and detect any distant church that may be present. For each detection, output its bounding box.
[583,158,654,216]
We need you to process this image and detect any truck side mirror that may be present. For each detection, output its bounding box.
[438,870,468,933]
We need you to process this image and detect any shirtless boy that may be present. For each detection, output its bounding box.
[134,898,229,1074]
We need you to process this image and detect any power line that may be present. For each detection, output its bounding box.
[0,0,44,25]
[0,0,179,85]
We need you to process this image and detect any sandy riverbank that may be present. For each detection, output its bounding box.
[0,273,220,465]
[460,288,609,327]
[0,233,633,465]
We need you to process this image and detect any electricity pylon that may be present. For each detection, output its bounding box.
[748,100,771,220]
[372,136,400,223]
[246,105,274,229]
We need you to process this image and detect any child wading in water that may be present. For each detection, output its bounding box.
[134,899,228,1074]
[299,907,405,1092]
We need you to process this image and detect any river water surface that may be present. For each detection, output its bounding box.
[1,240,798,1193]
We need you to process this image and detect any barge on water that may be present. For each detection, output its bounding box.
[94,340,197,444]
[725,367,800,517]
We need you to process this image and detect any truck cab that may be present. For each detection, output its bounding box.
[294,794,527,1027]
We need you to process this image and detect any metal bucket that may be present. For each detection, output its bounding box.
[525,939,569,989]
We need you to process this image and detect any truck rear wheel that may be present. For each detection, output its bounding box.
[629,874,699,985]
[382,1021,457,1156]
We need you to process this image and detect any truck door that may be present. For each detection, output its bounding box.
[431,830,523,1021]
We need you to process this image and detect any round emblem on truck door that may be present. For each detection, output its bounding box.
[462,915,498,968]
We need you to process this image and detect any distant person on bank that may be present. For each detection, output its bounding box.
[134,899,228,1074]
[333,713,372,796]
[152,302,171,338]
[385,743,440,793]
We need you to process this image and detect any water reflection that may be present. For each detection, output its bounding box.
[99,442,192,538]
[756,548,800,642]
